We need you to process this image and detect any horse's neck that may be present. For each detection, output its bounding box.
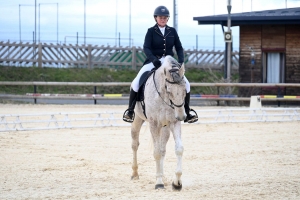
[153,68,168,98]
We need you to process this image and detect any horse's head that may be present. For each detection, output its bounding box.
[161,56,186,121]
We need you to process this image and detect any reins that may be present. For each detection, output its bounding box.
[153,69,185,109]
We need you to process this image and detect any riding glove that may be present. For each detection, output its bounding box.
[153,59,162,69]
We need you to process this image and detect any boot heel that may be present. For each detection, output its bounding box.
[123,89,138,123]
[184,109,198,123]
[123,109,135,123]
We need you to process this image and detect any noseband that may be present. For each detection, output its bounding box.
[153,67,185,109]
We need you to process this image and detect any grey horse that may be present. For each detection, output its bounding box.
[130,55,186,190]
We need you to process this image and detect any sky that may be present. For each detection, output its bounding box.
[1,0,300,51]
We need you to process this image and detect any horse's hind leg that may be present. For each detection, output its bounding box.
[131,115,144,180]
[170,122,184,191]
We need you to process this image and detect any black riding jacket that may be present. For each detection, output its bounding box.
[143,24,184,65]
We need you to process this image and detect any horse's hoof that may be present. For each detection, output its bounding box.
[131,175,139,180]
[172,182,182,191]
[155,184,165,189]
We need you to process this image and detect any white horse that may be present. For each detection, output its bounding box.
[131,55,186,190]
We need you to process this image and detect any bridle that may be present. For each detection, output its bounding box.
[153,68,185,109]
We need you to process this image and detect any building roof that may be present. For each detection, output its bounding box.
[193,7,300,26]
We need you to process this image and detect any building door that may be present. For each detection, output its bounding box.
[263,52,285,83]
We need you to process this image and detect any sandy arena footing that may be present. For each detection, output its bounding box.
[0,104,299,199]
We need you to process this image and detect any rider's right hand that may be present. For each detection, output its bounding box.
[153,59,162,69]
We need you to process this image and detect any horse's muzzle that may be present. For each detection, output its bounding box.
[176,113,186,121]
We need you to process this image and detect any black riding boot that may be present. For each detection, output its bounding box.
[123,89,138,123]
[184,92,198,123]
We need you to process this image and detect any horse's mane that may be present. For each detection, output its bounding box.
[164,57,184,84]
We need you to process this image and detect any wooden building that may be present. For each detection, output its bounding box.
[194,7,300,96]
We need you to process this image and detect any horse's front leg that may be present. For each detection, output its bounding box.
[170,121,184,191]
[150,124,170,189]
[131,116,144,180]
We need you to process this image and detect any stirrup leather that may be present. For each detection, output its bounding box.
[123,109,135,123]
[185,109,198,123]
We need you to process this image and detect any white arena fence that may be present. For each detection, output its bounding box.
[1,108,299,132]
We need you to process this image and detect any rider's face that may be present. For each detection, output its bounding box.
[156,16,169,27]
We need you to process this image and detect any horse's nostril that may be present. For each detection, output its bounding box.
[176,116,184,121]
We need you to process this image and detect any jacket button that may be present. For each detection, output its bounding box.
[163,54,165,56]
[164,44,165,45]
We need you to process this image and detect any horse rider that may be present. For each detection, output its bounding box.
[123,5,198,124]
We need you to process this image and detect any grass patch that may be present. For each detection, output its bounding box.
[0,66,239,95]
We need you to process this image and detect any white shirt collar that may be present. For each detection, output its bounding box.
[158,26,165,35]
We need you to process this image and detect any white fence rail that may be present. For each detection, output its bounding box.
[0,111,126,132]
[1,82,300,106]
[0,41,239,70]
[1,108,299,132]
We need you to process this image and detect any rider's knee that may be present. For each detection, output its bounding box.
[131,80,139,92]
[184,78,190,93]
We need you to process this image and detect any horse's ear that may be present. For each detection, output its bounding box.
[179,63,185,76]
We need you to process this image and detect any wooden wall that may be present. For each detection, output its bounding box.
[239,24,300,96]
[239,25,262,83]
[239,25,262,96]
[286,25,300,95]
[262,25,285,49]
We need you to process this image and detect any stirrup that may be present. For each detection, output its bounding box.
[123,109,135,123]
[185,109,198,123]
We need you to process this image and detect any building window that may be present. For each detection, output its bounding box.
[262,52,285,83]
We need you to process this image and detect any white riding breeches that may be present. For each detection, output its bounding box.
[131,57,190,93]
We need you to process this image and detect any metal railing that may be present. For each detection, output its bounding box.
[1,82,300,106]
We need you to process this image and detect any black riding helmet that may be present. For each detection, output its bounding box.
[153,6,170,17]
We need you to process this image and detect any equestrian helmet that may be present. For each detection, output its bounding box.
[154,6,170,17]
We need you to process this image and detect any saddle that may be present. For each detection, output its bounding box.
[136,69,155,118]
